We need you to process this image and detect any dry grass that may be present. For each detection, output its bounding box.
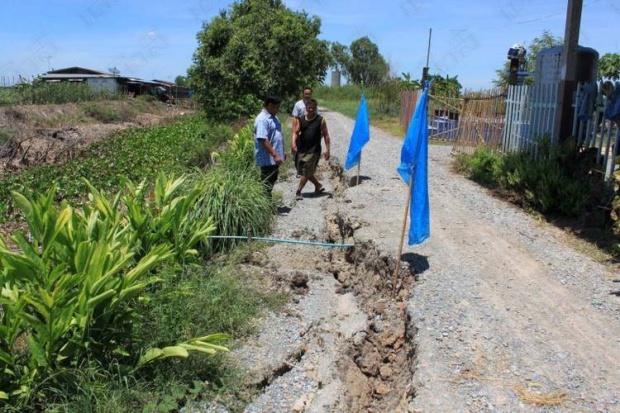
[513,385,569,407]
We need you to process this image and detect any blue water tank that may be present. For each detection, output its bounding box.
[534,45,599,84]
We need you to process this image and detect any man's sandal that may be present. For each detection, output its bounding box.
[315,185,326,194]
[296,192,303,201]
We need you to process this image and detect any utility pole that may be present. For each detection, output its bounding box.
[422,28,432,84]
[553,0,583,143]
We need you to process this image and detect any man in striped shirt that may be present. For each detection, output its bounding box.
[254,96,285,197]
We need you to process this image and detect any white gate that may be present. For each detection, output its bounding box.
[502,85,532,152]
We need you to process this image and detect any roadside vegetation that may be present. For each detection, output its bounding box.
[0,113,288,412]
[454,138,620,260]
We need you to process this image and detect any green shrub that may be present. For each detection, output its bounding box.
[458,138,600,217]
[375,79,402,116]
[120,172,217,263]
[460,146,503,186]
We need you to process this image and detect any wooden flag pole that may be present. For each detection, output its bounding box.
[356,156,361,186]
[394,173,414,280]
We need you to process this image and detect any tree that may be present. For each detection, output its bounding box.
[174,75,188,86]
[329,41,350,79]
[188,0,330,121]
[345,36,389,86]
[598,53,620,81]
[492,30,563,87]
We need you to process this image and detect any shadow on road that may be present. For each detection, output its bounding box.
[347,175,372,187]
[400,252,429,275]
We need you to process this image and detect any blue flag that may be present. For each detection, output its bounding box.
[344,94,370,170]
[397,86,430,245]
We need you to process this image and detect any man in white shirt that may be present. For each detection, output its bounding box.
[291,86,313,131]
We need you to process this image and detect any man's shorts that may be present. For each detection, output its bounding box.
[295,152,320,178]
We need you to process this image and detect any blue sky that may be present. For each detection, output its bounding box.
[1,0,618,90]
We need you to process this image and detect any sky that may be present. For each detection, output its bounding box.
[1,0,619,90]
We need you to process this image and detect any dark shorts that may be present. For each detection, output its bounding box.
[260,165,279,195]
[295,152,320,178]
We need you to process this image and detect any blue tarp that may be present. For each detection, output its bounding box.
[344,94,370,170]
[397,85,430,245]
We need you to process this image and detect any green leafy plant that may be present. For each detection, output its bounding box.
[457,137,601,217]
[0,178,227,406]
[456,146,503,186]
[120,172,218,263]
[0,185,171,402]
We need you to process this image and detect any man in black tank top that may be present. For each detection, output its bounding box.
[291,99,331,200]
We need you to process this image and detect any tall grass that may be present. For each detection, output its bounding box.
[190,124,275,254]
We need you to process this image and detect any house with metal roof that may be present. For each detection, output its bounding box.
[39,67,162,97]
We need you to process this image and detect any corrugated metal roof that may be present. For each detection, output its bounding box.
[40,73,116,79]
[45,67,112,75]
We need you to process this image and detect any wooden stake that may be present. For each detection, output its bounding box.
[356,160,361,186]
[394,173,414,280]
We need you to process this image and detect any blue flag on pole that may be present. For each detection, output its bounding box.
[397,85,430,245]
[344,94,370,170]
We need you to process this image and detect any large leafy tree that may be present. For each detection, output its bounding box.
[188,0,330,121]
[598,53,620,80]
[346,36,389,86]
[492,30,563,87]
[329,41,350,79]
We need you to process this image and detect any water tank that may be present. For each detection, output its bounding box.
[330,70,341,88]
[534,45,599,84]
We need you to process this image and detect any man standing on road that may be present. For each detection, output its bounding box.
[254,96,285,197]
[291,87,313,174]
[291,86,313,126]
[292,98,330,200]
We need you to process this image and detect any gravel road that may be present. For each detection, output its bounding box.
[191,107,620,413]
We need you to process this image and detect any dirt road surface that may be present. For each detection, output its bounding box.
[197,108,620,413]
